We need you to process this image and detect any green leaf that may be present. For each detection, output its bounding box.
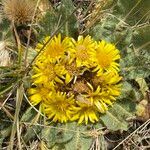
[101,100,136,131]
[58,0,77,37]
[20,107,37,122]
[89,19,117,42]
[38,0,78,39]
[119,81,143,101]
[42,122,93,150]
[115,0,149,25]
[0,18,13,40]
[135,78,149,96]
[23,125,41,143]
[41,125,58,148]
[38,10,59,38]
[64,123,93,150]
[133,26,150,49]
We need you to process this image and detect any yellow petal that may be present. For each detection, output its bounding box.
[65,74,71,84]
[55,77,63,84]
[78,114,84,124]
[94,101,105,113]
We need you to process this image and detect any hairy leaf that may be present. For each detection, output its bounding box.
[101,100,136,131]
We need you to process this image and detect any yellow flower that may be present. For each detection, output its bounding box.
[90,72,122,111]
[36,34,73,61]
[72,35,96,67]
[93,71,122,87]
[79,83,109,113]
[32,57,66,85]
[44,92,75,123]
[92,40,120,73]
[71,101,98,124]
[28,85,51,106]
[96,72,122,96]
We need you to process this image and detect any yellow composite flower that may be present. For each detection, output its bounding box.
[83,83,109,113]
[32,57,66,85]
[28,85,51,106]
[96,72,121,97]
[72,82,109,113]
[71,35,96,67]
[43,92,75,123]
[103,73,121,98]
[36,34,73,61]
[71,100,99,124]
[76,72,121,113]
[92,71,122,87]
[92,40,120,73]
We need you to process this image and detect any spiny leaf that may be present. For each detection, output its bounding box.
[23,125,41,143]
[135,78,149,96]
[58,0,77,37]
[62,123,93,150]
[39,0,78,38]
[101,100,136,131]
[41,125,58,148]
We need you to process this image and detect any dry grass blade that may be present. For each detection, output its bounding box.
[24,0,41,67]
[0,104,14,120]
[23,93,46,118]
[116,0,143,28]
[113,119,150,150]
[8,84,24,150]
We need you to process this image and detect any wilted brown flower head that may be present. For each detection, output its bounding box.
[2,0,36,25]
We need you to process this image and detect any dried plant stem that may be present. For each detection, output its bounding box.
[8,84,24,150]
[12,22,21,64]
[0,104,14,120]
[113,119,150,150]
[23,93,46,118]
[24,0,41,67]
[116,0,142,29]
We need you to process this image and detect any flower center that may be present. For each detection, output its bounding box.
[92,75,104,86]
[76,45,89,61]
[44,64,56,81]
[73,81,90,94]
[54,100,69,112]
[65,61,79,76]
[46,44,64,58]
[96,52,112,68]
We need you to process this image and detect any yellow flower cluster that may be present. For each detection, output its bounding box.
[29,34,122,124]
